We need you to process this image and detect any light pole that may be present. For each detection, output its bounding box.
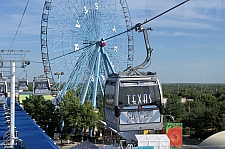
[201,70,203,92]
[54,72,64,91]
[187,99,194,113]
[177,73,179,94]
[54,72,64,148]
[187,98,194,137]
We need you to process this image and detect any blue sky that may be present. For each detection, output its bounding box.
[0,0,224,83]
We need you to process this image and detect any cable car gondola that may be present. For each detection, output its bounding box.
[0,72,4,79]
[105,72,164,132]
[0,73,7,98]
[104,25,165,132]
[18,78,28,90]
[33,76,51,95]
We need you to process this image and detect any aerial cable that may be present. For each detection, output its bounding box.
[105,0,190,41]
[47,0,189,62]
[8,0,30,50]
[49,44,94,61]
[16,69,27,82]
[28,61,43,63]
[43,44,94,62]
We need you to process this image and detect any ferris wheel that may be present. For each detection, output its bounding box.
[40,0,134,107]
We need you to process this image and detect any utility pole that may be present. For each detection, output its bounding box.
[201,70,203,92]
[0,50,30,148]
[177,73,179,94]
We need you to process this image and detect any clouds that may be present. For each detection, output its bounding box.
[0,1,44,49]
[127,0,225,83]
[0,0,224,83]
[128,0,225,31]
[0,0,45,80]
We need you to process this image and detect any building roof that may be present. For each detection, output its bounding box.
[198,131,225,149]
[0,98,58,149]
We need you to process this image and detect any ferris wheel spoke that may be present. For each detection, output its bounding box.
[102,13,123,34]
[48,44,94,63]
[73,50,95,88]
[104,47,126,71]
[51,49,89,81]
[49,13,95,46]
[80,46,100,104]
[60,50,92,96]
[68,1,101,40]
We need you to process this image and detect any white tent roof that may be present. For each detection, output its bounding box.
[135,134,170,141]
[135,134,170,148]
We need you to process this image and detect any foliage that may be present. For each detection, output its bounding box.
[57,90,99,134]
[28,82,33,91]
[164,94,185,122]
[22,83,225,140]
[65,134,71,141]
[22,90,100,137]
[22,95,59,136]
[163,83,225,139]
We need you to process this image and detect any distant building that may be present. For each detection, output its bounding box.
[18,92,55,104]
[163,97,194,104]
[163,98,168,104]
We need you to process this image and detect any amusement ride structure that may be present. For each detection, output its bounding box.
[39,0,190,108]
[40,0,134,107]
[0,0,190,148]
[38,0,190,145]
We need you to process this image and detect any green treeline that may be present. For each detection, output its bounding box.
[163,83,225,139]
[21,83,225,140]
[22,90,103,140]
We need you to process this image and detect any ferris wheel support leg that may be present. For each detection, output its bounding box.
[100,49,109,74]
[100,48,116,74]
[92,48,101,107]
[81,46,99,105]
[98,79,104,98]
[61,54,87,98]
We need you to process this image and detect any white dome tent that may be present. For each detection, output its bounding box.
[198,131,225,149]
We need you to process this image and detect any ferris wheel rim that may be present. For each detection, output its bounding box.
[40,0,135,104]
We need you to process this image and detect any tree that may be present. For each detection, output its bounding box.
[163,83,225,138]
[22,95,59,137]
[58,90,81,132]
[58,90,99,136]
[78,100,98,130]
[28,82,33,91]
[164,94,185,123]
[215,100,225,132]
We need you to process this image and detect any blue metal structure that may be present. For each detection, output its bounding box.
[40,0,134,107]
[0,98,58,149]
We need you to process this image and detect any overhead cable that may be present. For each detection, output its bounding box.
[105,0,190,41]
[8,0,30,50]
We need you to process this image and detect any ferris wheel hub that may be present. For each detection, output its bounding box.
[100,38,106,47]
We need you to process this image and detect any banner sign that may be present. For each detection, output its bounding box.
[166,123,182,149]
